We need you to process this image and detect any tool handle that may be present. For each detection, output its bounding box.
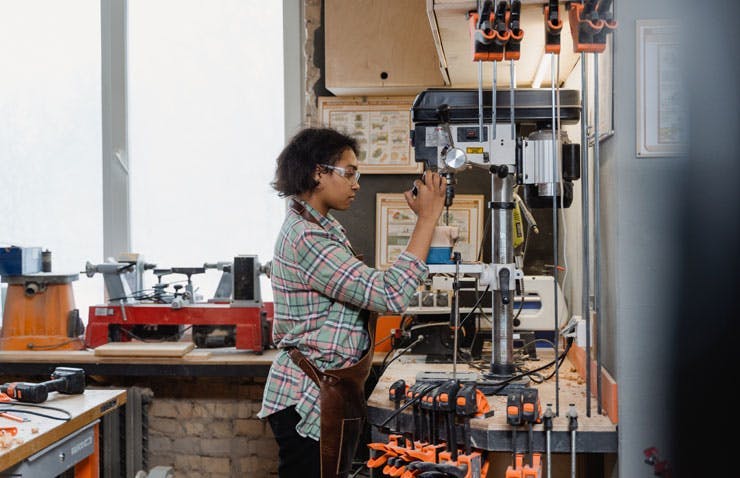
[0,382,48,403]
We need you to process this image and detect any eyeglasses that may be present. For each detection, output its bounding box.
[320,164,361,184]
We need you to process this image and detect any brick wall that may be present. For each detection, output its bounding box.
[304,0,322,126]
[142,377,277,478]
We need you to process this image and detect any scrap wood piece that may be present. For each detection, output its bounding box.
[93,341,195,357]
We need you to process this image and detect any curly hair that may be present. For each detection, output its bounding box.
[271,127,359,197]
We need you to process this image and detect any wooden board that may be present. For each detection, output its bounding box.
[325,0,444,95]
[93,341,195,357]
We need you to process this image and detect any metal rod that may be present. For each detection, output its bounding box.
[493,62,498,137]
[489,59,498,374]
[509,59,516,139]
[550,51,561,418]
[491,173,515,374]
[453,255,461,379]
[580,52,591,418]
[546,430,551,478]
[570,428,577,478]
[593,52,603,416]
[478,60,484,140]
[491,173,497,372]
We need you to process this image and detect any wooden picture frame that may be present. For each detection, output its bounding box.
[375,193,485,269]
[318,96,423,174]
[636,20,686,157]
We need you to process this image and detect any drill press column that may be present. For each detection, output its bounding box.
[489,167,516,378]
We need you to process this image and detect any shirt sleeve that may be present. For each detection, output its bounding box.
[295,227,427,314]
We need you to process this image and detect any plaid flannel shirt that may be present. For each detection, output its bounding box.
[258,199,427,441]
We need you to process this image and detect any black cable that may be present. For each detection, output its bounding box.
[482,338,574,395]
[511,221,535,323]
[378,315,413,374]
[373,382,443,429]
[118,325,193,343]
[369,333,396,382]
[374,333,393,347]
[26,337,85,350]
[0,403,72,421]
[378,336,424,377]
[540,338,573,381]
[512,285,527,323]
[458,284,491,328]
[108,279,189,303]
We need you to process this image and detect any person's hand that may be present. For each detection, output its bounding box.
[404,171,445,223]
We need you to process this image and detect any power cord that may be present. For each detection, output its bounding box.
[0,403,72,421]
[378,335,425,377]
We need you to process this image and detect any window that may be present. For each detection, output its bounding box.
[0,1,104,318]
[127,0,285,301]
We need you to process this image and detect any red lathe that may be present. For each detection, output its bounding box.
[83,255,272,353]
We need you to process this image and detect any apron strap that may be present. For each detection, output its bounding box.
[290,198,364,261]
[286,347,327,387]
[290,199,320,226]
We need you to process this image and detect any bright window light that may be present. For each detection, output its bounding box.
[127,0,286,302]
[0,1,104,320]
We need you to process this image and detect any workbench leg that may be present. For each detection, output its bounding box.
[74,423,100,478]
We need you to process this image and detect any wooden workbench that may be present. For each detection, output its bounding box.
[0,388,127,475]
[367,351,617,454]
[0,348,279,378]
[0,347,389,378]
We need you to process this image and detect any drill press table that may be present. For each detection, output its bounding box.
[367,350,617,454]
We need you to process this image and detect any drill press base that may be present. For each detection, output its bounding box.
[415,371,480,384]
[477,374,529,396]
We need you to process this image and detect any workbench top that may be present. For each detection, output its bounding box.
[0,347,277,378]
[0,388,127,472]
[0,347,389,378]
[367,351,617,453]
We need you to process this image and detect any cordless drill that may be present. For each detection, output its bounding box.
[0,367,86,404]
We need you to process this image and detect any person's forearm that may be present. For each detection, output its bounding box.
[404,216,438,261]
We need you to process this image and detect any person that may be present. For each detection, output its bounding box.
[258,127,446,478]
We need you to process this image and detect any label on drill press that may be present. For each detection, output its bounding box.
[94,307,115,316]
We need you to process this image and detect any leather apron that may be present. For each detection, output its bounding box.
[287,313,376,478]
[286,199,377,478]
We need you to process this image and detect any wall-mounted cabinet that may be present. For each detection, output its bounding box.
[324,0,445,96]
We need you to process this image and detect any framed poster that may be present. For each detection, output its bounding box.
[636,20,686,156]
[318,96,423,174]
[375,193,485,269]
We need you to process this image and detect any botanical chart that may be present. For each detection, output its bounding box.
[375,193,484,269]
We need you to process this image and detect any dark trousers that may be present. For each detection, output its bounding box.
[267,406,321,478]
